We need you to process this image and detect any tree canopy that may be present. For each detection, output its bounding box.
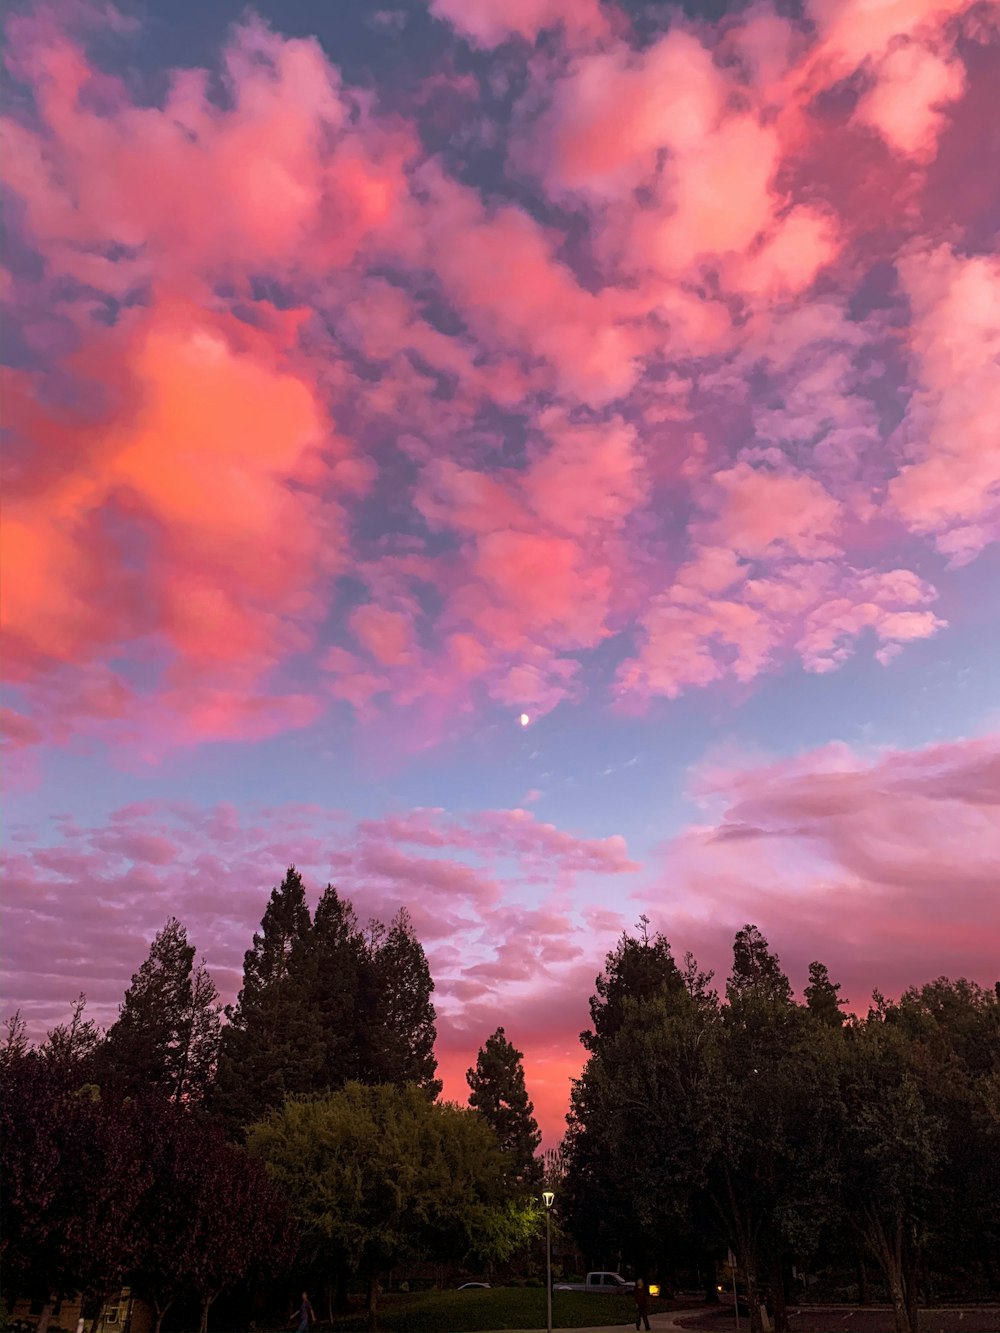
[467,1027,542,1189]
[248,1082,528,1326]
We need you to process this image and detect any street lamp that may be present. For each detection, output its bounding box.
[542,1191,555,1333]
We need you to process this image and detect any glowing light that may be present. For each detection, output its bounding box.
[519,713,530,727]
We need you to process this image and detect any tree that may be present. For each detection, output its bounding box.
[357,909,441,1096]
[890,979,1000,1301]
[728,924,793,1004]
[709,981,842,1332]
[0,1050,152,1333]
[248,1083,517,1330]
[150,1109,289,1327]
[214,868,323,1132]
[838,1013,939,1333]
[467,1027,542,1188]
[97,919,220,1103]
[39,995,104,1084]
[583,915,686,1052]
[564,925,718,1287]
[309,884,366,1089]
[804,962,848,1027]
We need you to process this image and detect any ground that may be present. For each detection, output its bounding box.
[669,1307,1000,1333]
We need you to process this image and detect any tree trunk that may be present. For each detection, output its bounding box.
[334,1268,350,1314]
[863,1210,913,1333]
[366,1273,378,1333]
[903,1246,919,1333]
[36,1298,57,1333]
[856,1255,869,1305]
[153,1295,173,1333]
[767,1253,789,1333]
[199,1293,216,1333]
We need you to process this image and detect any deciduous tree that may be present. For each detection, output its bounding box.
[248,1083,513,1329]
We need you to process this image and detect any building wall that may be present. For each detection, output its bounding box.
[9,1293,152,1333]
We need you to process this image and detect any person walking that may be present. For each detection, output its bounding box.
[291,1292,315,1333]
[633,1278,651,1332]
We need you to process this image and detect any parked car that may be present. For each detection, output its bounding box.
[554,1272,635,1293]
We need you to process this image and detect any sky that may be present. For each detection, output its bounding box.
[2,0,999,1144]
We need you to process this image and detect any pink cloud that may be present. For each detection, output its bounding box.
[1,13,411,294]
[702,464,843,560]
[890,245,1000,562]
[618,561,944,702]
[854,41,966,159]
[429,0,609,48]
[1,0,996,758]
[638,731,1000,1013]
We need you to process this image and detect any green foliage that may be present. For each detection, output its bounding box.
[356,910,441,1097]
[310,884,366,1088]
[215,874,442,1135]
[565,921,1000,1333]
[247,1083,514,1286]
[214,869,325,1132]
[727,924,793,1005]
[583,915,686,1052]
[804,962,848,1027]
[467,1028,542,1189]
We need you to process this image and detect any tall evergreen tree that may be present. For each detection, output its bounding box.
[97,919,220,1102]
[357,909,441,1096]
[214,867,322,1133]
[727,923,793,1004]
[309,883,366,1089]
[804,961,848,1026]
[467,1027,542,1187]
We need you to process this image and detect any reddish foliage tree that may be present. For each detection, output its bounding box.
[0,1050,151,1333]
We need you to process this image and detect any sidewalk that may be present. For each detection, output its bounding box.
[482,1313,714,1333]
[672,1306,1000,1333]
[483,1309,1000,1333]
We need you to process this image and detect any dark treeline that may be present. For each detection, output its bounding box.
[3,874,999,1333]
[561,917,1000,1333]
[1,869,541,1333]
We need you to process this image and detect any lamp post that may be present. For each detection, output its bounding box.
[542,1191,555,1333]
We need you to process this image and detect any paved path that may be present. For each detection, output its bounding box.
[483,1308,1000,1333]
[673,1306,1000,1333]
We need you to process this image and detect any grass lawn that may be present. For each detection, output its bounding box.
[322,1286,678,1332]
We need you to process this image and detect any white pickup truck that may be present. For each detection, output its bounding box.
[554,1272,635,1294]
